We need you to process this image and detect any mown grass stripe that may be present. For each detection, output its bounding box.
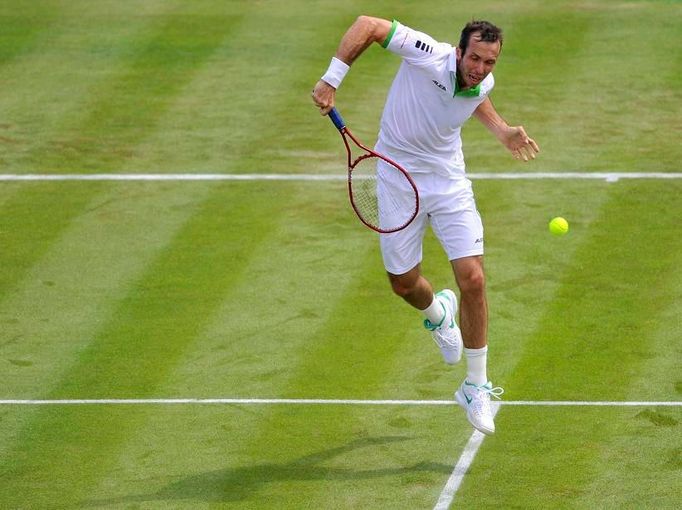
[0,2,57,65]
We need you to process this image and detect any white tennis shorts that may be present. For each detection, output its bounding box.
[378,160,484,275]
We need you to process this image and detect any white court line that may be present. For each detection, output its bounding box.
[0,173,342,182]
[0,172,681,182]
[0,398,680,405]
[434,402,501,510]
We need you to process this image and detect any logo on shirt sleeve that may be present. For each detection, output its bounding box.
[415,40,433,54]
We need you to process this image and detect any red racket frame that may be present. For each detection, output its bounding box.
[328,107,419,233]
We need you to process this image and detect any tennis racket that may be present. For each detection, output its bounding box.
[328,107,419,233]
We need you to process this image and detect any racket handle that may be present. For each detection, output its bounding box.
[328,107,346,131]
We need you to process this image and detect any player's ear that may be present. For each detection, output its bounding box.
[455,46,462,61]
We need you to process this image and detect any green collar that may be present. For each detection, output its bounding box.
[450,70,481,97]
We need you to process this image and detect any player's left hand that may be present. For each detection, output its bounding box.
[502,126,540,162]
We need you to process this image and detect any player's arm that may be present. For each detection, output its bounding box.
[312,16,392,115]
[473,97,540,162]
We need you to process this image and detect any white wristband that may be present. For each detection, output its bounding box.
[321,57,350,89]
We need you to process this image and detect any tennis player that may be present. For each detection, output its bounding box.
[312,16,539,435]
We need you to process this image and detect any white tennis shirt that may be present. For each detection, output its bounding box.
[375,20,494,179]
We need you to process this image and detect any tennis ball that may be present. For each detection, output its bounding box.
[549,217,569,236]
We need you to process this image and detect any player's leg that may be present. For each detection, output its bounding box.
[430,177,502,434]
[452,256,489,386]
[386,267,463,365]
[386,264,432,309]
[378,166,431,309]
[378,168,463,364]
[450,257,502,435]
[452,255,487,350]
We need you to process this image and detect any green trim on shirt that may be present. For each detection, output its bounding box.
[450,70,482,97]
[381,19,398,48]
[454,79,481,97]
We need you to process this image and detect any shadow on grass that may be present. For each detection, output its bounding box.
[85,435,452,505]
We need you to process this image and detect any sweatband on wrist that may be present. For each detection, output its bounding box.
[321,57,350,89]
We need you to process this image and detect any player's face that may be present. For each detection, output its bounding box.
[456,34,501,89]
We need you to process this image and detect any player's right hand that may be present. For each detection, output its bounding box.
[502,126,540,162]
[311,80,336,115]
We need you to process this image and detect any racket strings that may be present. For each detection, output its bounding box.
[350,156,417,232]
[350,165,379,226]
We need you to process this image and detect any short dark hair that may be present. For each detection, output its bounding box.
[458,20,503,55]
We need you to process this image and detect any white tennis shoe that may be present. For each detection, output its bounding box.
[455,379,504,435]
[423,289,463,364]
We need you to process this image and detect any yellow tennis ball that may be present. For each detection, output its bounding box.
[549,217,569,236]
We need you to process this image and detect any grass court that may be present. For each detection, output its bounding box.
[0,1,681,508]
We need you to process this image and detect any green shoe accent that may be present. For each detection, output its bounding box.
[423,298,447,330]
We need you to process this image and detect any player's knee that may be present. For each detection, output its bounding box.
[390,279,412,298]
[389,276,417,298]
[459,269,485,296]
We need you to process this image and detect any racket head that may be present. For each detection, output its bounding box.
[348,151,419,234]
[327,109,418,233]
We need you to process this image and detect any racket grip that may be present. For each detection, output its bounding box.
[328,107,346,131]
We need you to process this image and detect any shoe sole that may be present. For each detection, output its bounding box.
[454,390,495,436]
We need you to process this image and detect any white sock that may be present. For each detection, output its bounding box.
[465,346,488,386]
[421,295,445,325]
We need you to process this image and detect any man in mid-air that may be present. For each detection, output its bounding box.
[312,16,539,434]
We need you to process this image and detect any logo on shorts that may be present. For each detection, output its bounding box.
[474,238,483,244]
